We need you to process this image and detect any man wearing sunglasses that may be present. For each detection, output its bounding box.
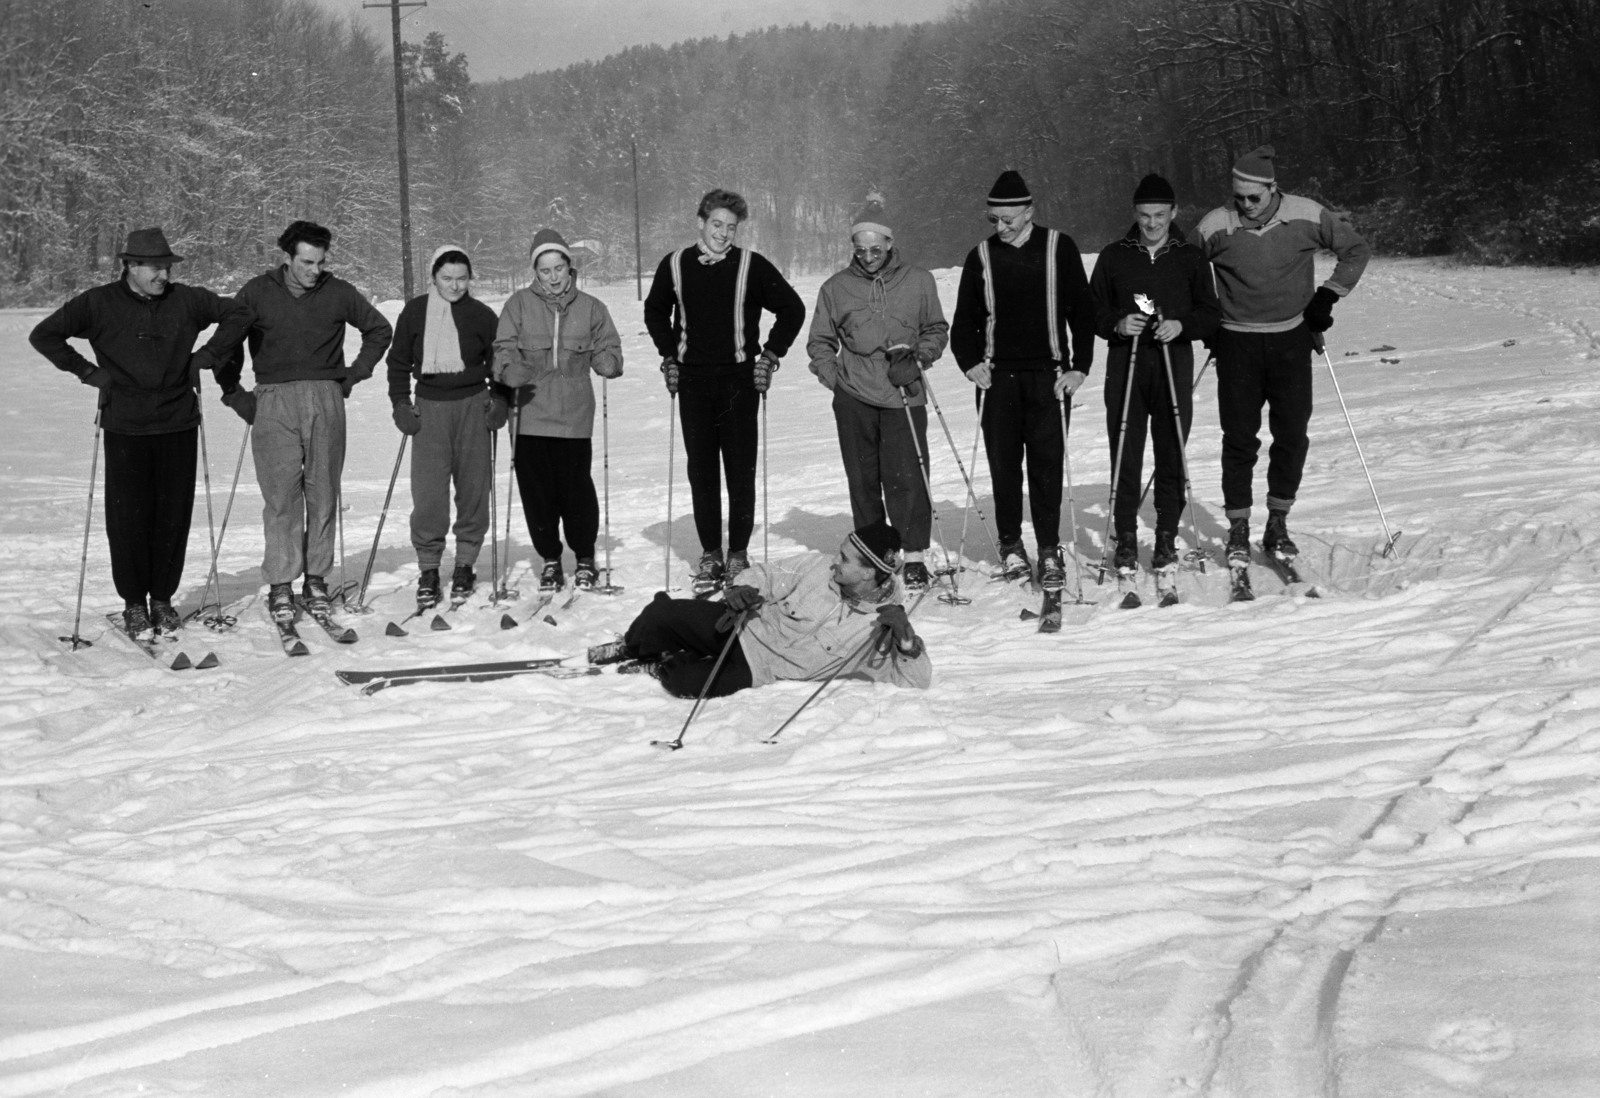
[806,196,949,591]
[950,170,1096,591]
[1196,144,1370,570]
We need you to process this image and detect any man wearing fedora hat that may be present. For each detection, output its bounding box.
[30,228,241,641]
[197,219,392,626]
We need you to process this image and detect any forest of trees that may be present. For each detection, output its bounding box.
[3,0,1598,305]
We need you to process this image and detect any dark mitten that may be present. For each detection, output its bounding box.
[222,388,257,425]
[392,401,422,436]
[1303,287,1339,333]
[484,394,509,432]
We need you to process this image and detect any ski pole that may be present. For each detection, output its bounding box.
[191,394,225,623]
[663,392,677,591]
[1314,332,1401,557]
[761,391,769,567]
[487,429,499,606]
[191,422,250,628]
[920,366,1003,566]
[355,434,407,612]
[1158,334,1206,572]
[951,389,986,580]
[896,384,962,601]
[598,377,621,593]
[651,610,749,751]
[334,485,351,606]
[59,409,103,651]
[1058,370,1088,604]
[500,393,523,599]
[1097,328,1141,583]
[1137,353,1211,509]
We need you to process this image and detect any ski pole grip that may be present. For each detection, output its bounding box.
[1311,330,1326,355]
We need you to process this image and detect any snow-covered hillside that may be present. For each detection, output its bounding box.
[1,257,1598,1096]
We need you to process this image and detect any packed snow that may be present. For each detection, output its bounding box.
[2,257,1598,1096]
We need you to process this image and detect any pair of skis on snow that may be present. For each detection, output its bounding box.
[272,598,356,657]
[101,613,220,670]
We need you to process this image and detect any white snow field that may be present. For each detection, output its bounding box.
[2,256,1598,1097]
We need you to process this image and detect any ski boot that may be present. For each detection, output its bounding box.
[301,574,332,616]
[1151,529,1179,571]
[1262,509,1299,562]
[902,560,931,592]
[1114,532,1141,608]
[450,564,476,604]
[417,568,442,611]
[997,539,1032,582]
[150,599,182,637]
[724,549,751,587]
[1225,518,1251,568]
[539,559,564,593]
[123,601,155,640]
[587,637,631,665]
[692,550,725,597]
[1037,545,1066,592]
[267,582,296,623]
[573,558,598,590]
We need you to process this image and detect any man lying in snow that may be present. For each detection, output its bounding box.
[590,520,931,698]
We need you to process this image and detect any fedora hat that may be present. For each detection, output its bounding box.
[116,228,183,265]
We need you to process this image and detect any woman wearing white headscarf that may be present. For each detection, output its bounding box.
[387,245,509,610]
[493,228,623,592]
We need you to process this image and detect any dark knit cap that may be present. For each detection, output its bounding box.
[986,170,1032,207]
[850,520,903,575]
[1132,173,1176,205]
[529,227,571,264]
[1232,145,1276,185]
[850,191,892,239]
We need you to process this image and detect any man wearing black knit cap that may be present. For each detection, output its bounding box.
[1195,145,1370,570]
[644,188,807,596]
[1088,173,1220,586]
[591,520,931,698]
[950,170,1096,591]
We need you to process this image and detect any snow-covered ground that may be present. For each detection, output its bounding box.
[2,257,1598,1096]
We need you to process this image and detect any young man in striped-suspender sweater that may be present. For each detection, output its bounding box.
[644,188,806,595]
[950,171,1097,591]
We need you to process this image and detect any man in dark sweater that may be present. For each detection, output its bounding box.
[950,170,1096,591]
[197,220,392,623]
[643,188,806,595]
[30,228,240,639]
[1089,174,1221,579]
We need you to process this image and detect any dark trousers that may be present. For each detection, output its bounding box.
[624,593,755,699]
[1214,326,1314,515]
[514,434,598,561]
[1104,342,1194,535]
[678,373,759,554]
[103,428,197,607]
[980,369,1065,549]
[832,388,931,552]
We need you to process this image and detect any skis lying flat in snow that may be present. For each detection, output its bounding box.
[102,614,219,670]
[336,657,598,694]
[1263,550,1323,598]
[1118,568,1142,610]
[301,600,357,644]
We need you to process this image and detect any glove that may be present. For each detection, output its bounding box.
[484,394,509,431]
[340,375,359,399]
[392,401,422,436]
[874,603,922,658]
[222,388,257,425]
[186,352,207,392]
[1303,287,1339,333]
[500,359,536,389]
[751,350,779,393]
[966,360,993,390]
[715,586,763,631]
[661,357,680,395]
[886,346,922,390]
[81,367,113,392]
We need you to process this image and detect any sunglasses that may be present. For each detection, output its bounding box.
[1232,191,1271,205]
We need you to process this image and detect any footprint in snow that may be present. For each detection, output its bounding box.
[1428,1016,1516,1063]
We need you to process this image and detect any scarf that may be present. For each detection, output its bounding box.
[420,289,465,374]
[697,242,731,265]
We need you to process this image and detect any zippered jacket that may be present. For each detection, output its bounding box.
[493,283,622,439]
[806,252,949,410]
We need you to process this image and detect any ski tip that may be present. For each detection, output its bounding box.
[196,651,220,669]
[430,615,451,632]
[288,642,310,657]
[543,614,558,627]
[385,621,407,637]
[1019,609,1038,621]
[337,629,359,644]
[499,614,518,630]
[169,651,193,671]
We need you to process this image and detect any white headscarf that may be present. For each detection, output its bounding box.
[421,244,469,375]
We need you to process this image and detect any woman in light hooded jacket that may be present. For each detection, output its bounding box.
[493,229,623,592]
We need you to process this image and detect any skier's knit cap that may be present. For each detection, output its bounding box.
[529,228,571,265]
[1232,145,1276,186]
[850,192,892,240]
[429,243,470,276]
[850,520,903,575]
[986,170,1032,208]
[1132,173,1176,205]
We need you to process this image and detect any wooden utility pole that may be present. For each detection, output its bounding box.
[632,140,643,301]
[364,0,427,298]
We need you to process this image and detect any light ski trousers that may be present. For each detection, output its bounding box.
[409,395,492,569]
[252,380,346,585]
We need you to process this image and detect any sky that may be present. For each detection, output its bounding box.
[315,0,962,81]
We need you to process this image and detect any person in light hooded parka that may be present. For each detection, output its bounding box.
[807,197,949,591]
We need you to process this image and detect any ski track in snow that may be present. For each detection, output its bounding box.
[1,259,1599,1095]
